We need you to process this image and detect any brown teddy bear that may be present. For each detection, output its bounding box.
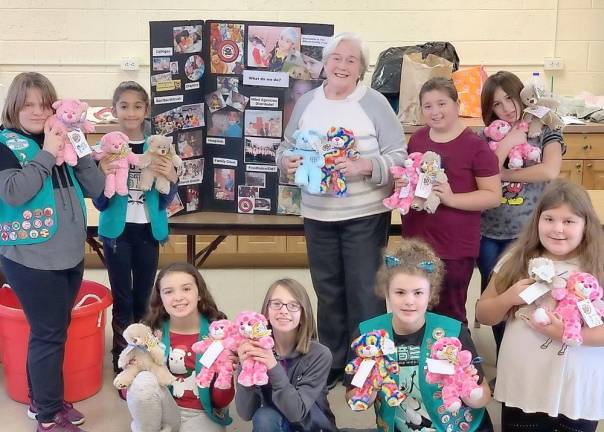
[520,82,565,138]
[411,151,448,214]
[139,135,183,194]
[113,323,175,389]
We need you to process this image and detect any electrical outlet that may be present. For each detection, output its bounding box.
[544,57,564,71]
[120,57,139,71]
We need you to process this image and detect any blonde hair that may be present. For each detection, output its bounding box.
[493,179,604,295]
[1,72,57,130]
[375,238,444,308]
[260,278,317,354]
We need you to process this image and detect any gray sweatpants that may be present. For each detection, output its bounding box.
[127,371,226,432]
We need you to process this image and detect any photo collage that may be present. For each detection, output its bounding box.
[150,19,333,216]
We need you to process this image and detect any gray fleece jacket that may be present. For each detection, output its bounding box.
[235,340,337,431]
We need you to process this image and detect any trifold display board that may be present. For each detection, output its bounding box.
[149,20,334,216]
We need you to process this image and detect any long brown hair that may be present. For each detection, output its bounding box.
[481,71,525,126]
[260,278,317,354]
[1,72,57,130]
[493,179,604,296]
[144,262,226,330]
[375,238,445,308]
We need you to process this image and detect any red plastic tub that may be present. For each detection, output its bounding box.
[0,280,112,404]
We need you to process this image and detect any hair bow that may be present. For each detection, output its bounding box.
[384,255,401,269]
[417,261,434,273]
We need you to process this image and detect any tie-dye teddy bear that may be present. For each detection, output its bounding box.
[552,272,603,346]
[425,337,483,413]
[320,126,360,197]
[235,311,274,387]
[345,330,406,411]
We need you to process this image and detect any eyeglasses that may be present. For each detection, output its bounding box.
[268,300,301,312]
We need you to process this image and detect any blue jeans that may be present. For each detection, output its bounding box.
[477,236,514,355]
[252,407,291,432]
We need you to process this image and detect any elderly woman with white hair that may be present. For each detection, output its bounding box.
[277,32,407,389]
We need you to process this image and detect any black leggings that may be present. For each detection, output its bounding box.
[501,404,598,432]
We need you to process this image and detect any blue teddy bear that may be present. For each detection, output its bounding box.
[284,129,325,194]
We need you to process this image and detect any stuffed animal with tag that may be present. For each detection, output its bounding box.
[520,82,565,138]
[517,257,566,324]
[345,330,406,411]
[93,131,141,198]
[191,319,238,389]
[138,135,182,195]
[551,272,604,346]
[320,127,360,197]
[410,151,448,214]
[113,323,175,389]
[284,129,325,194]
[383,152,423,215]
[45,98,95,166]
[235,311,274,387]
[424,337,483,413]
[484,119,540,169]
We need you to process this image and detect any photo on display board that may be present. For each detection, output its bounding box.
[166,193,185,217]
[245,171,266,188]
[153,57,171,72]
[247,26,303,73]
[176,130,203,159]
[283,79,322,127]
[173,25,203,54]
[170,61,179,75]
[255,197,271,211]
[186,186,201,212]
[151,72,172,87]
[277,185,302,215]
[226,91,249,111]
[179,158,204,185]
[217,76,239,95]
[300,45,326,80]
[238,184,259,198]
[210,23,245,75]
[244,110,282,138]
[244,136,279,164]
[207,111,243,138]
[180,103,204,129]
[185,55,205,81]
[214,168,236,201]
[205,90,227,113]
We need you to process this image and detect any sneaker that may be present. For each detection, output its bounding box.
[327,368,343,390]
[28,402,85,426]
[36,411,88,432]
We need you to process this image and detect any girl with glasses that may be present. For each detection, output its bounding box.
[235,278,337,431]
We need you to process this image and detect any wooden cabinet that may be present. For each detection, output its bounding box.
[560,132,604,188]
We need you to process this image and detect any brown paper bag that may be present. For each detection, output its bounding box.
[398,53,453,125]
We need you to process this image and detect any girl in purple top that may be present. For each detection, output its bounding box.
[396,77,501,323]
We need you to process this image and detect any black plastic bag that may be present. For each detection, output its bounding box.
[371,42,460,95]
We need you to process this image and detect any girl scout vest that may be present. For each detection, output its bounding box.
[0,130,85,246]
[98,137,168,241]
[162,316,232,426]
[359,312,485,432]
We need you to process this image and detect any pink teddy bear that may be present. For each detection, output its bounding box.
[235,311,274,387]
[484,119,540,169]
[383,152,423,215]
[93,131,141,198]
[425,337,483,413]
[45,98,95,166]
[191,319,238,389]
[552,272,604,346]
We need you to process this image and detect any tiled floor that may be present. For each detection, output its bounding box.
[0,267,602,431]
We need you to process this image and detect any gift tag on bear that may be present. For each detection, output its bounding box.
[414,173,432,199]
[426,358,455,375]
[67,129,92,157]
[382,336,396,356]
[519,281,550,304]
[200,341,224,368]
[399,183,411,199]
[351,359,376,388]
[577,299,603,328]
[524,105,551,119]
